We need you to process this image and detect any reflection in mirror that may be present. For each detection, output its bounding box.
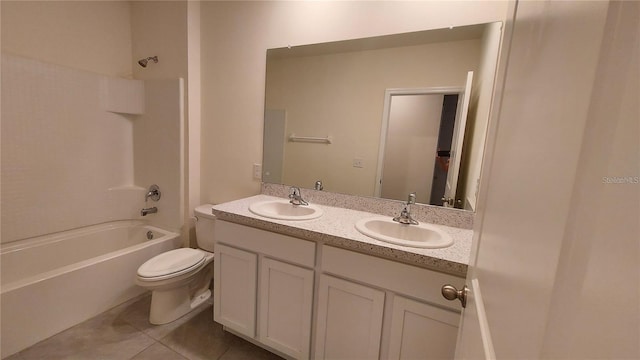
[375,89,461,206]
[263,22,503,211]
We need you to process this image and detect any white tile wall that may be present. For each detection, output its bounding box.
[1,55,183,243]
[134,79,184,232]
[102,77,145,115]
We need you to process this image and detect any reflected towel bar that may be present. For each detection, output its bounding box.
[288,134,332,144]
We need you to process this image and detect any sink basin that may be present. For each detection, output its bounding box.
[355,217,453,249]
[249,199,323,221]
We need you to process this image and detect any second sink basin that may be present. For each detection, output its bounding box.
[249,199,323,221]
[355,217,453,249]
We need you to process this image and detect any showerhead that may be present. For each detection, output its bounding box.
[137,56,158,68]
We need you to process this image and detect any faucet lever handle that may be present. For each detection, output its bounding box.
[145,184,161,202]
[289,186,300,198]
[408,192,416,205]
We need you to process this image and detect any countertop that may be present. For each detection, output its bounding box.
[212,194,472,277]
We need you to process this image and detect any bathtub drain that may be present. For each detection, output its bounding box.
[146,231,154,240]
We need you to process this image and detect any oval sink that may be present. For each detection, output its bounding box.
[249,199,323,221]
[355,217,453,249]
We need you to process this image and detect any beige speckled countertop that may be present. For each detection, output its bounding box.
[212,195,472,277]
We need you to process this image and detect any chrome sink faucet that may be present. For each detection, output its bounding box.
[393,192,419,225]
[289,186,309,206]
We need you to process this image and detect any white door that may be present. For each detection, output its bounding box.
[388,295,459,359]
[380,94,444,203]
[452,1,635,359]
[213,244,258,338]
[443,71,473,207]
[314,275,385,359]
[258,258,314,359]
[374,87,463,200]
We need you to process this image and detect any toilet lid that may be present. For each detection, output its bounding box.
[137,248,206,279]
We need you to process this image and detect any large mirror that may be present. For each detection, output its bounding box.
[263,22,503,211]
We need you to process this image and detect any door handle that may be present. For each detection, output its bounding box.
[441,284,468,308]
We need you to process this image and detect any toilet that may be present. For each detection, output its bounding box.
[136,204,216,325]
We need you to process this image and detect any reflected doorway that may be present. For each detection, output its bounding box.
[375,88,462,204]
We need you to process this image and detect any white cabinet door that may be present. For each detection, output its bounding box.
[388,295,460,359]
[314,275,385,360]
[258,258,314,359]
[214,244,257,338]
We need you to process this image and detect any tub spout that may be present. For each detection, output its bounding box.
[141,207,158,216]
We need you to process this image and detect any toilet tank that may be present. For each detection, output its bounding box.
[194,204,216,252]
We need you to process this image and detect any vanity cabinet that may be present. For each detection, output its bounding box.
[214,220,465,360]
[318,245,464,360]
[214,221,316,359]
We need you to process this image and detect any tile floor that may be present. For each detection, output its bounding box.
[5,294,283,360]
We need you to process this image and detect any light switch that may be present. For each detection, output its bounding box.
[253,163,262,180]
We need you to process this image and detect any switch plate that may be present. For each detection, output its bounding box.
[353,158,364,168]
[253,163,262,180]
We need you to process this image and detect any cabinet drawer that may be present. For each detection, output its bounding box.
[216,220,315,267]
[321,245,464,311]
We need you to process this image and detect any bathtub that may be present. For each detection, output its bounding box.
[0,220,181,358]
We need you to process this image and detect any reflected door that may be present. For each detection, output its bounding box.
[443,71,474,207]
[380,94,445,203]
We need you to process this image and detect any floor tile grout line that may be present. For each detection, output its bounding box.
[127,338,159,360]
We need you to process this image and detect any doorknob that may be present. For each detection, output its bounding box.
[441,284,468,308]
[441,197,454,206]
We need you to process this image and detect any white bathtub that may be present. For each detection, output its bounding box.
[0,220,181,358]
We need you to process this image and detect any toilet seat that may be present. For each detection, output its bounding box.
[137,248,206,281]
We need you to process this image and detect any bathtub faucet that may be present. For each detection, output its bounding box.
[141,207,158,216]
[145,184,161,202]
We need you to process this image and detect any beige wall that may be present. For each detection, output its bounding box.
[200,1,509,204]
[1,1,133,77]
[131,1,188,81]
[266,40,480,197]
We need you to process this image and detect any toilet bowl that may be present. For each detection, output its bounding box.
[136,204,216,325]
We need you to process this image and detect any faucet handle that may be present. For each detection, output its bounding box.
[145,184,161,202]
[408,192,416,205]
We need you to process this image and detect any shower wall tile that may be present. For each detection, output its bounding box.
[133,79,184,233]
[0,54,140,243]
[102,77,145,115]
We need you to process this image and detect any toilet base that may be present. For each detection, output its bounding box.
[149,286,212,325]
[149,285,191,325]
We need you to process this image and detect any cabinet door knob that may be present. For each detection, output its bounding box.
[441,284,468,308]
